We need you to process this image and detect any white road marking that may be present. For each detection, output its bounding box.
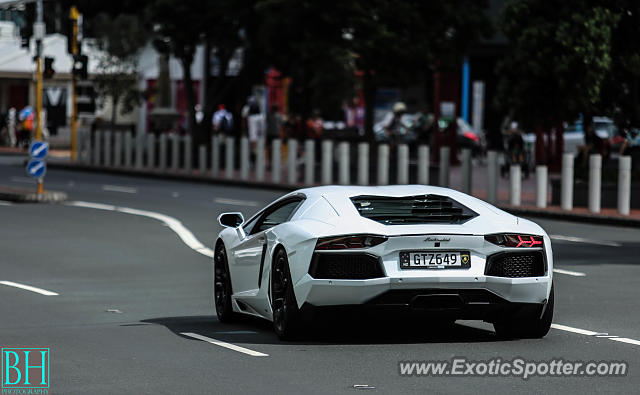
[552,323,640,347]
[611,337,640,346]
[552,268,586,277]
[214,197,258,207]
[102,185,138,194]
[10,176,33,183]
[551,323,598,336]
[0,200,12,206]
[180,332,268,357]
[550,234,622,247]
[0,281,58,296]
[66,201,214,258]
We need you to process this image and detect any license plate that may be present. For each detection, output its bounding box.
[399,251,471,269]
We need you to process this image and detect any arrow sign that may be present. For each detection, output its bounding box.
[26,159,47,179]
[29,141,49,160]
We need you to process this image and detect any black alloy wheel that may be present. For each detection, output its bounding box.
[214,242,235,322]
[271,248,301,340]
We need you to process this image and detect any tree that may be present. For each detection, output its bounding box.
[90,13,150,126]
[496,0,619,165]
[599,0,640,133]
[257,0,491,138]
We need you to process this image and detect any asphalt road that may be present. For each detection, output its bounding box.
[1,156,639,394]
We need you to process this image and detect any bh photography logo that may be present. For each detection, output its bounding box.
[2,348,50,394]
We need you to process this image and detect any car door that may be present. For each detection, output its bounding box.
[229,197,304,294]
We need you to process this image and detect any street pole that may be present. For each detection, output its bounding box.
[70,6,79,162]
[35,0,44,193]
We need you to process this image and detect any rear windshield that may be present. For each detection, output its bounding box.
[350,194,478,225]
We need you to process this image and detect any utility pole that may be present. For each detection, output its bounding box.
[34,0,45,194]
[70,6,79,162]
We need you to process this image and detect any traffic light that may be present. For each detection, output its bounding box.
[72,55,88,80]
[44,57,55,79]
[20,3,36,48]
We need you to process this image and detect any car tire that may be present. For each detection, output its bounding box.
[214,242,236,323]
[494,284,554,339]
[271,247,302,340]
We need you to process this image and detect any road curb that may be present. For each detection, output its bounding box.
[46,162,640,228]
[0,185,68,203]
[48,162,295,192]
[499,206,640,228]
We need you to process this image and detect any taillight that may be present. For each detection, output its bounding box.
[484,234,544,248]
[315,235,387,250]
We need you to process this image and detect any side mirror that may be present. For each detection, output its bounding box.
[218,212,244,228]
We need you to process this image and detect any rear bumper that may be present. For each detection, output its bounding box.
[294,274,551,310]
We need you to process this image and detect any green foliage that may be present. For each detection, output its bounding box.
[599,0,640,132]
[497,0,619,129]
[90,13,150,124]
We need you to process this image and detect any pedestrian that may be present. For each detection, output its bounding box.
[212,104,234,136]
[306,110,323,140]
[414,104,435,145]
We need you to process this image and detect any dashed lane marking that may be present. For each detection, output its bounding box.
[552,268,586,277]
[180,332,268,357]
[0,281,58,296]
[550,234,622,247]
[552,323,640,347]
[102,185,138,194]
[214,197,259,207]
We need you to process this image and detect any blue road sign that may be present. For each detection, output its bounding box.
[26,159,47,179]
[29,141,49,159]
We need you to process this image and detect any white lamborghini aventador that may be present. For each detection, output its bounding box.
[214,185,554,340]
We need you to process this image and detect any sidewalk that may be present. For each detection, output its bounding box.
[2,146,638,226]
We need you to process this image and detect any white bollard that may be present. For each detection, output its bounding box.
[338,141,350,185]
[93,130,101,166]
[103,131,112,167]
[211,135,220,177]
[171,134,179,172]
[417,145,430,185]
[271,138,281,183]
[588,154,602,213]
[397,144,409,184]
[358,142,369,186]
[159,134,167,172]
[536,165,548,208]
[147,134,156,169]
[439,146,450,187]
[487,150,498,204]
[124,132,132,168]
[287,139,298,185]
[377,144,389,185]
[256,138,265,182]
[304,140,315,185]
[225,137,234,179]
[618,156,632,215]
[199,145,207,174]
[321,140,333,185]
[561,153,574,211]
[183,135,192,173]
[135,135,144,170]
[509,165,521,206]
[240,137,250,180]
[114,132,122,167]
[461,148,472,194]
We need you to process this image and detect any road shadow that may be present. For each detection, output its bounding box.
[140,313,504,346]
